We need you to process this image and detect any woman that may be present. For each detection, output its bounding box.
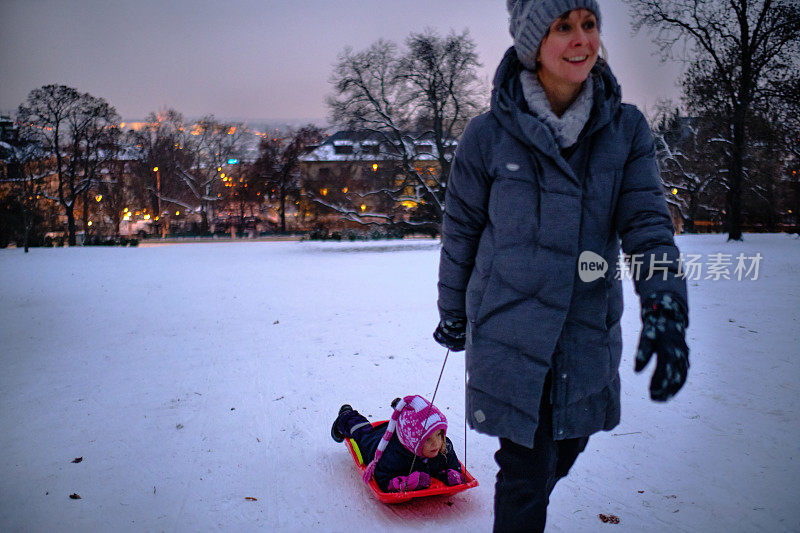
[433,1,690,531]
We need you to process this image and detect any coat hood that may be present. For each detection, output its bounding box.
[490,46,622,158]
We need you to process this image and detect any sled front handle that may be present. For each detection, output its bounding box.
[350,439,364,466]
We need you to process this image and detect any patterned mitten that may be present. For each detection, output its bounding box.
[386,471,431,492]
[444,469,466,486]
[635,291,690,402]
[433,318,466,351]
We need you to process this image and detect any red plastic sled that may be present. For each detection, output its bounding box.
[343,420,479,504]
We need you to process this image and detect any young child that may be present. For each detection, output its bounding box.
[331,395,466,492]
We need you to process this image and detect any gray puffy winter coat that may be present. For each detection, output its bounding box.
[437,48,687,447]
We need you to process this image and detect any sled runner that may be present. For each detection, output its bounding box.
[344,420,479,504]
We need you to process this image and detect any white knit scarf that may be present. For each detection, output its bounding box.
[520,69,594,149]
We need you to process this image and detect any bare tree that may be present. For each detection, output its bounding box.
[626,0,800,240]
[397,29,484,180]
[0,138,49,251]
[70,96,121,239]
[129,109,195,235]
[326,29,484,227]
[254,125,324,233]
[180,116,247,234]
[95,128,133,238]
[17,85,120,245]
[652,105,727,230]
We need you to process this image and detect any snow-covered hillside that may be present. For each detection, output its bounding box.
[1,234,798,532]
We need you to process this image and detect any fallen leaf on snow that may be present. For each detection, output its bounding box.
[598,513,620,524]
[71,457,83,463]
[245,497,258,501]
[69,493,81,500]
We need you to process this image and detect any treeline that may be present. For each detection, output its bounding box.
[626,0,799,239]
[1,88,324,250]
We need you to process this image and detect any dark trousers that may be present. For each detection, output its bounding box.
[335,409,374,447]
[493,376,589,533]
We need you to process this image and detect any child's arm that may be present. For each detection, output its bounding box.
[373,443,430,492]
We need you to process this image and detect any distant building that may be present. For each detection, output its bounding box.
[298,130,455,228]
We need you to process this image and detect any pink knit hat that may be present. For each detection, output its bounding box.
[362,395,448,484]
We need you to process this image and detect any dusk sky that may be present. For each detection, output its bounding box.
[1,0,684,124]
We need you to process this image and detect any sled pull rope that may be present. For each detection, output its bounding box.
[406,348,452,481]
[464,353,467,471]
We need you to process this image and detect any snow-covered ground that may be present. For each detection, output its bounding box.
[1,234,798,532]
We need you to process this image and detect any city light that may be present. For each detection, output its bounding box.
[153,166,158,172]
[372,164,378,171]
[360,204,366,212]
[321,188,328,196]
[87,221,93,226]
[672,188,678,195]
[175,211,180,216]
[342,187,348,193]
[95,195,102,202]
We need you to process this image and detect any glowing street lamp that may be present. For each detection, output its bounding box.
[152,166,164,237]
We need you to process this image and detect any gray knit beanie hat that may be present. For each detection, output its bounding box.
[507,0,602,70]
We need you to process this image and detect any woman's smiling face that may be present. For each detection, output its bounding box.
[537,9,600,92]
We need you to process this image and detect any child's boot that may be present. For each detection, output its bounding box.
[331,404,353,443]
